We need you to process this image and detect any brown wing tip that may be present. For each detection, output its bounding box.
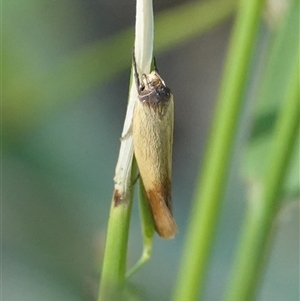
[147,188,178,239]
[155,215,178,239]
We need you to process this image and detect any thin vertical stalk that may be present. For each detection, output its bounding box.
[172,0,265,300]
[97,166,135,301]
[224,62,299,301]
[97,1,154,300]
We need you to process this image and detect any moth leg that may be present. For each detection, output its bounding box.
[131,172,140,186]
[143,73,151,90]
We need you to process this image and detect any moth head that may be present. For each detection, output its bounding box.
[137,70,171,106]
[140,71,166,92]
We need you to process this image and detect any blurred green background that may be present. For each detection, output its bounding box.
[2,0,299,300]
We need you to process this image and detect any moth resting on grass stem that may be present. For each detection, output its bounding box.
[132,55,177,239]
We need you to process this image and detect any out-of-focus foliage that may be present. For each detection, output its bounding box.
[243,0,299,198]
[3,0,236,142]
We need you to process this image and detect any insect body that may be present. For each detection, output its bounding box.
[132,55,177,239]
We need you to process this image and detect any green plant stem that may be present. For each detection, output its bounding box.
[97,164,136,301]
[98,0,154,298]
[126,180,154,278]
[224,62,299,301]
[172,0,265,300]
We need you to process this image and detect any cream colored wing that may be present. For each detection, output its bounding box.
[133,95,177,238]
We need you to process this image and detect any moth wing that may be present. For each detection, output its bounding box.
[133,96,177,238]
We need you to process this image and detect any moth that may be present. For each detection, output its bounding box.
[132,55,177,239]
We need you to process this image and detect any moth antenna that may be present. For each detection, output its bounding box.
[153,56,159,73]
[153,56,166,87]
[132,50,140,91]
